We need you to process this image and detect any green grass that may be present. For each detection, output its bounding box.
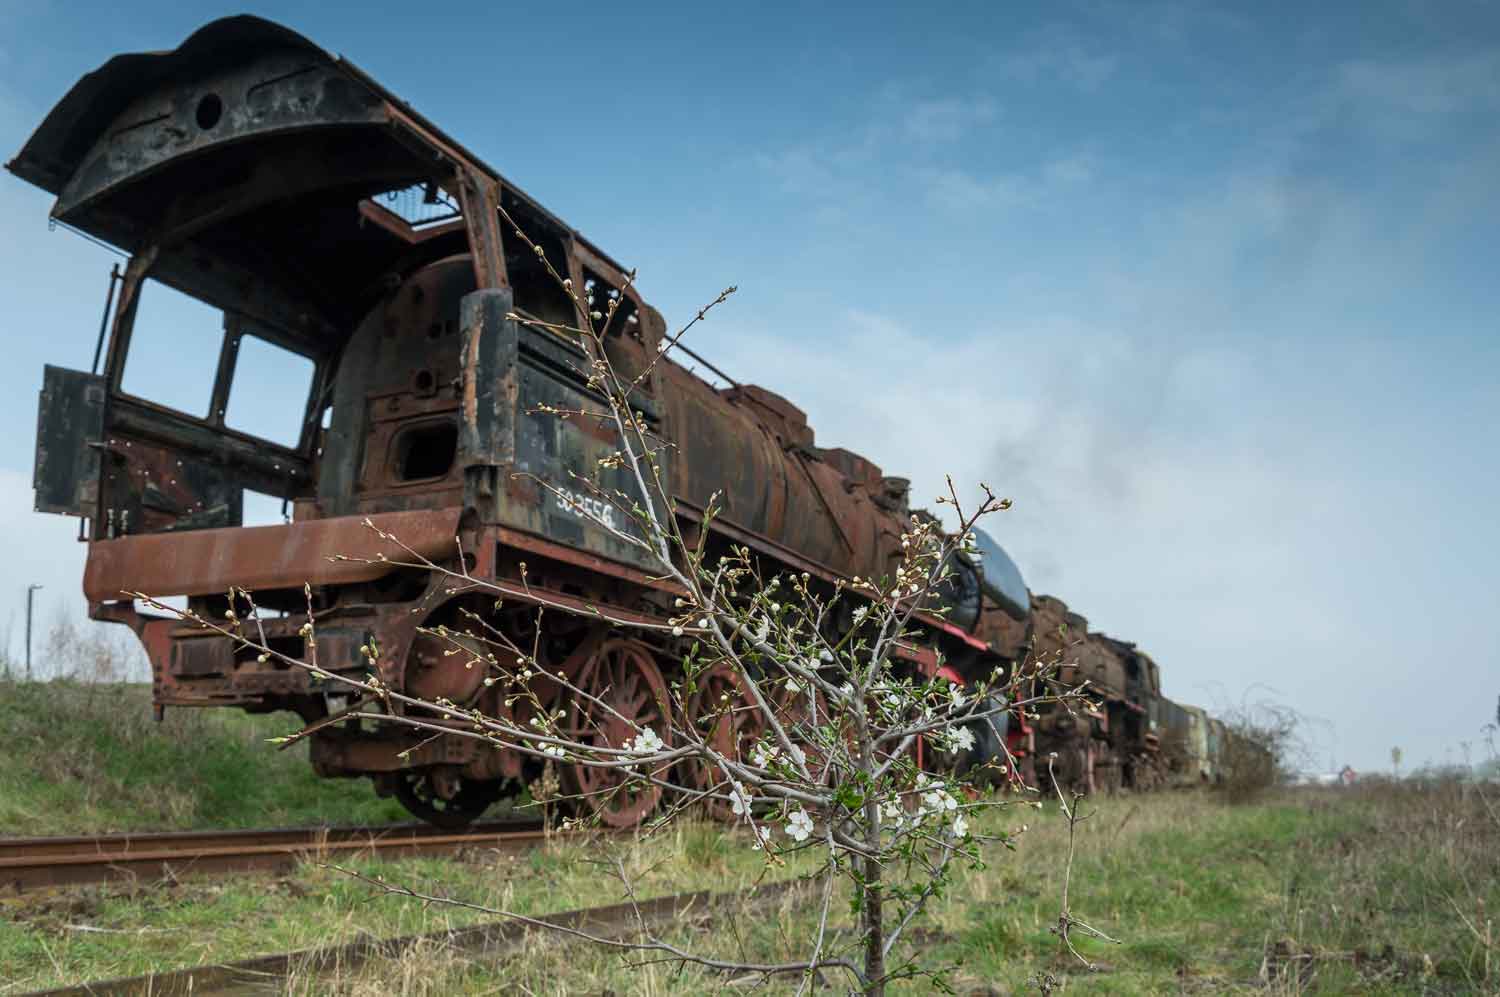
[0,679,408,834]
[0,822,811,992]
[1,684,1494,996]
[317,785,1498,995]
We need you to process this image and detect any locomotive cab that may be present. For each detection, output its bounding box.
[13,17,663,743]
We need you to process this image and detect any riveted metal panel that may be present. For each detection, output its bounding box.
[34,365,106,516]
[504,346,658,572]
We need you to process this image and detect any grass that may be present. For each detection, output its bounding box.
[0,678,409,834]
[297,784,1497,995]
[2,625,1493,993]
[0,822,811,992]
[2,785,1494,993]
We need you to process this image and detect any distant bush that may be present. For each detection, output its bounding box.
[1215,701,1306,804]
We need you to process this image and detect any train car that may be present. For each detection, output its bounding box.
[1180,706,1213,783]
[1021,594,1169,794]
[11,17,1036,827]
[1155,697,1197,785]
[1205,716,1227,784]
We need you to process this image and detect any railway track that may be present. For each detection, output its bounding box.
[24,880,801,996]
[0,819,547,892]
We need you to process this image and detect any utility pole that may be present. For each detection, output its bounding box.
[25,584,43,681]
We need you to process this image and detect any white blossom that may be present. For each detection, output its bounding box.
[946,725,976,753]
[952,813,970,837]
[751,743,779,768]
[627,728,664,755]
[921,778,959,818]
[851,606,869,623]
[785,807,814,841]
[729,781,752,816]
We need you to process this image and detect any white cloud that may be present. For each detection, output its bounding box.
[919,167,1029,213]
[1042,154,1095,187]
[754,147,843,198]
[996,43,1118,92]
[899,95,997,144]
[917,151,1096,215]
[699,126,1500,773]
[752,88,1006,215]
[1336,52,1500,120]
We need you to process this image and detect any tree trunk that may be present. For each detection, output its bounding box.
[859,715,886,996]
[862,851,885,995]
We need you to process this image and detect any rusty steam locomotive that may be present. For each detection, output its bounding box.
[11,18,1234,827]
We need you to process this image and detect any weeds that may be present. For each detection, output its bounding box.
[0,620,407,834]
[271,785,1498,994]
[8,786,1490,993]
[1215,699,1309,804]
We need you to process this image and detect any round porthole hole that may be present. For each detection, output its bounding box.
[196,93,223,130]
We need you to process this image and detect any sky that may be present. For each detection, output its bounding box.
[0,0,1496,772]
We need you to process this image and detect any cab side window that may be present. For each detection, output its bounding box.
[224,333,316,449]
[119,279,222,418]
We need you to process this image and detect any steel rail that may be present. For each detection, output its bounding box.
[23,880,803,996]
[0,819,545,892]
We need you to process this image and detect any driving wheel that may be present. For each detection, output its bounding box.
[394,769,501,829]
[562,638,672,828]
[682,662,769,820]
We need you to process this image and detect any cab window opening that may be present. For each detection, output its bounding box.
[501,193,574,329]
[118,278,223,419]
[224,332,317,449]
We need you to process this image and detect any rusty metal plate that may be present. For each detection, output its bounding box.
[34,365,105,516]
[83,507,462,601]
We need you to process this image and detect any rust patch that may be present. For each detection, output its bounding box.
[83,508,463,600]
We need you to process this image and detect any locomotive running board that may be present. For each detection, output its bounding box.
[83,508,462,601]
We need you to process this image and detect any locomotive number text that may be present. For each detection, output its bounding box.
[554,487,617,530]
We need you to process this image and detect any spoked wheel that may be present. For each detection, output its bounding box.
[682,663,769,821]
[394,769,501,829]
[562,638,672,829]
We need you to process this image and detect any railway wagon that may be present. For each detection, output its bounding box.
[1017,591,1259,794]
[11,17,1036,827]
[1022,593,1171,794]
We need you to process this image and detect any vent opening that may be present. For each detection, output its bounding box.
[196,93,223,130]
[394,421,458,481]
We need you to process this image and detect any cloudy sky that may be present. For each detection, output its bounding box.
[1,1,1495,771]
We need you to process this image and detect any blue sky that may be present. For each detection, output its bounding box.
[1,1,1496,772]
